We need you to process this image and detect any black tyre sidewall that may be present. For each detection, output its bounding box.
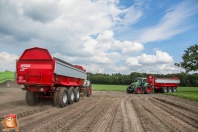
[58,88,68,107]
[26,90,39,105]
[74,87,80,102]
[68,87,75,104]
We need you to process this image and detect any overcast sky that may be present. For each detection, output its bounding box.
[0,0,198,74]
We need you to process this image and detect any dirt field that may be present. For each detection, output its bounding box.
[0,87,198,132]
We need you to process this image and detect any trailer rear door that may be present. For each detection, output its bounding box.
[16,47,55,86]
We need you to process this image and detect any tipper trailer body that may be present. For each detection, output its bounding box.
[147,75,180,93]
[16,47,92,107]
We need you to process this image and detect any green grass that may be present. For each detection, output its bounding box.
[92,84,128,92]
[166,87,198,102]
[92,84,198,102]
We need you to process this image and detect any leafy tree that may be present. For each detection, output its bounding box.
[175,44,198,74]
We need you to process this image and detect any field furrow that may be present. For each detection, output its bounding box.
[0,88,198,132]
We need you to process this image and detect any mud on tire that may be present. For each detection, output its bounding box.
[26,90,40,105]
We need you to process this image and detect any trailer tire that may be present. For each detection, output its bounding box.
[53,90,59,107]
[58,88,68,108]
[172,87,177,92]
[168,87,172,92]
[26,90,39,105]
[154,89,159,93]
[68,87,75,104]
[135,86,142,94]
[74,87,80,102]
[144,85,151,94]
[86,84,92,97]
[162,87,167,93]
[126,86,133,93]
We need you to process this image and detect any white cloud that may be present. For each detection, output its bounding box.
[109,65,129,73]
[121,3,143,26]
[0,0,195,75]
[106,52,121,61]
[0,0,127,55]
[0,52,19,71]
[126,49,173,66]
[81,36,98,55]
[155,49,173,63]
[157,64,177,71]
[125,49,182,74]
[126,57,141,66]
[83,64,105,74]
[121,41,144,54]
[96,30,114,42]
[80,30,143,66]
[138,1,198,43]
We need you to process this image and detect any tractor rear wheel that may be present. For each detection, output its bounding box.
[144,85,151,94]
[68,87,75,104]
[135,86,142,94]
[74,87,80,102]
[58,87,68,107]
[26,90,39,105]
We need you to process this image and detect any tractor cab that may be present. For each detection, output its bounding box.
[131,77,146,86]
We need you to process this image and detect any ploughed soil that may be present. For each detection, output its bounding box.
[0,87,198,132]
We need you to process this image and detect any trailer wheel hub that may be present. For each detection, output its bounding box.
[63,92,67,103]
[77,91,80,99]
[71,91,74,101]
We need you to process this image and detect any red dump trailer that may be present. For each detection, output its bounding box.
[16,47,92,107]
[147,75,180,93]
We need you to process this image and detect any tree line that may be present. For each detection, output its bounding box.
[87,72,198,87]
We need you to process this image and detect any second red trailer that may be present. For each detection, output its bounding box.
[147,75,180,93]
